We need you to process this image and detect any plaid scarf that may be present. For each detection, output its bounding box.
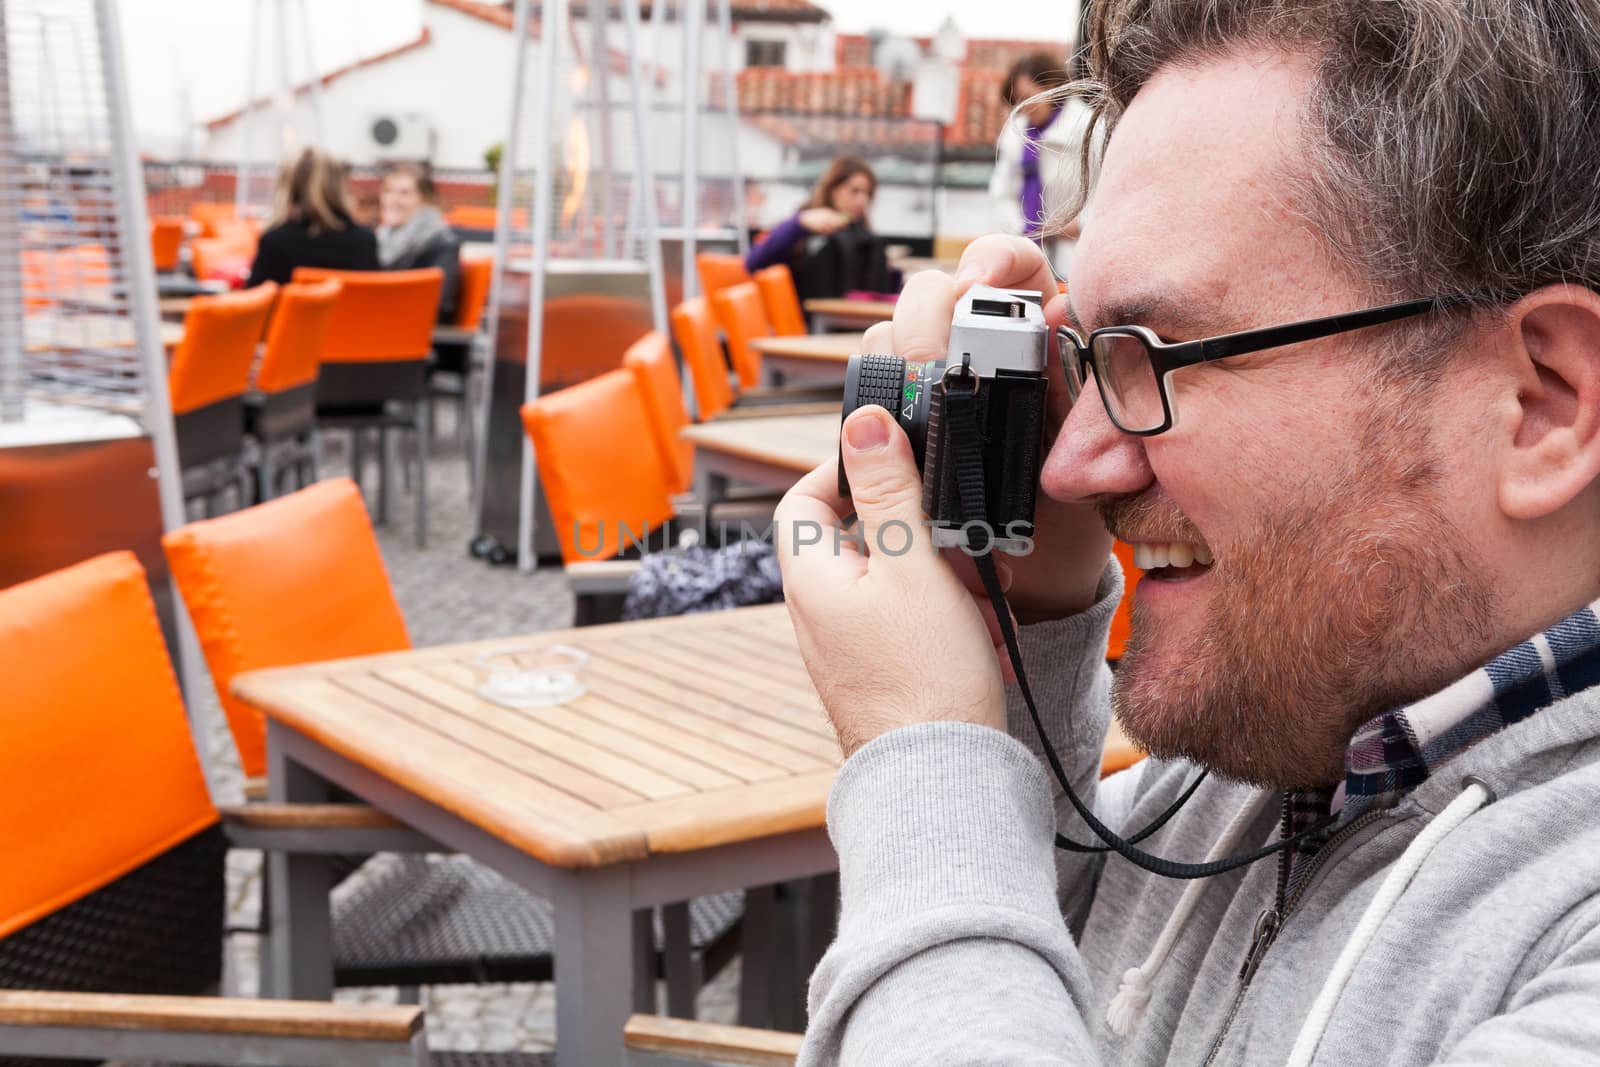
[1282,598,1600,888]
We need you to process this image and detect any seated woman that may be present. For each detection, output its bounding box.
[375,162,461,324]
[246,148,378,288]
[745,155,892,304]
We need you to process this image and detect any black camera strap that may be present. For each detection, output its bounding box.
[940,370,1334,880]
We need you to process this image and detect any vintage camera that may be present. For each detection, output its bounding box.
[839,284,1050,554]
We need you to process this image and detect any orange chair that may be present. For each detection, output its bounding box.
[624,331,694,495]
[671,296,736,420]
[754,264,807,337]
[0,551,222,980]
[150,215,186,273]
[250,277,342,498]
[1108,539,1145,661]
[167,283,278,511]
[291,266,444,546]
[188,200,237,238]
[522,369,675,564]
[190,236,252,285]
[695,252,750,300]
[454,257,494,331]
[427,257,495,482]
[710,280,772,389]
[162,479,410,779]
[539,293,655,390]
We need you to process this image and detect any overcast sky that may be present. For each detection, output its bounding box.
[118,0,1080,150]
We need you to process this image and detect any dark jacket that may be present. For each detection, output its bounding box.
[385,233,461,325]
[245,213,379,289]
[746,213,893,303]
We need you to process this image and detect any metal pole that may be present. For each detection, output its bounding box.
[236,0,263,215]
[518,0,565,572]
[274,0,294,151]
[94,0,219,791]
[471,0,536,537]
[297,0,325,144]
[623,0,667,334]
[589,0,616,259]
[714,0,746,255]
[0,0,23,424]
[679,0,702,299]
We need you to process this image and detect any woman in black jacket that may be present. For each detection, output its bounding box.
[245,148,378,288]
[375,162,460,324]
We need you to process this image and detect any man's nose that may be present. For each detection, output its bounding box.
[1042,376,1155,503]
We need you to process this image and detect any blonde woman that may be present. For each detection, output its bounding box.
[245,148,377,288]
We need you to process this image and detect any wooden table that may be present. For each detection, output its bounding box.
[234,606,842,1067]
[23,315,184,354]
[802,297,895,333]
[749,332,864,387]
[889,256,961,277]
[680,412,837,502]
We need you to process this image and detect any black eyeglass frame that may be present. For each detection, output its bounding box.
[1056,295,1470,436]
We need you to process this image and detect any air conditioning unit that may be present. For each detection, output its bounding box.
[366,112,433,159]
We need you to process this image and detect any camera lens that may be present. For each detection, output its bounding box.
[838,353,939,497]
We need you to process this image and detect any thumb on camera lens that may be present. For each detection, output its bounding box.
[840,407,933,567]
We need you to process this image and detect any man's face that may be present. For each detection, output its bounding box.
[1044,53,1498,786]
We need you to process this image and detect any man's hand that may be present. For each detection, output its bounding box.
[774,410,1007,758]
[874,234,1112,623]
[775,235,1114,757]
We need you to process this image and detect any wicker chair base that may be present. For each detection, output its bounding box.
[0,824,227,1067]
[331,855,744,988]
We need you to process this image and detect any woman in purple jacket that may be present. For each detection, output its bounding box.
[746,156,891,304]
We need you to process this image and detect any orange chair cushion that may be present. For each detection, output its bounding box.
[257,278,341,394]
[695,252,750,300]
[150,217,186,273]
[0,552,217,940]
[291,268,443,363]
[754,264,807,337]
[624,331,694,495]
[710,282,771,391]
[167,283,278,415]
[671,297,735,420]
[162,479,411,777]
[522,370,676,564]
[538,293,654,390]
[1108,539,1144,661]
[455,258,494,330]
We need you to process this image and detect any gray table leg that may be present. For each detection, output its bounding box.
[632,908,657,1013]
[265,721,334,1000]
[552,865,635,1067]
[737,885,778,1028]
[694,463,730,508]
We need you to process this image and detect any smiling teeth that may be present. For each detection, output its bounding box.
[1133,541,1214,570]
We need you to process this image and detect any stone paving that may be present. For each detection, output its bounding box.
[204,423,744,1056]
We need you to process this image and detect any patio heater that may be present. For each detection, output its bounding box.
[234,0,324,216]
[472,0,673,570]
[1,0,210,765]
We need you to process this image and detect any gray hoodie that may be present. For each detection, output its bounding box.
[800,565,1600,1064]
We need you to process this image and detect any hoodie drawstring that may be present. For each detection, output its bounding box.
[1285,779,1493,1067]
[1106,789,1271,1037]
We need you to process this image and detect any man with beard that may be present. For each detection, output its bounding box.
[773,1,1600,1063]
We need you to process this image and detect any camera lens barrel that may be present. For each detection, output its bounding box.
[839,353,937,497]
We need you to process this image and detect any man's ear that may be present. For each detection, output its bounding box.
[1498,285,1600,520]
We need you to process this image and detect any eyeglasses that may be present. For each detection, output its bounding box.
[1057,295,1470,436]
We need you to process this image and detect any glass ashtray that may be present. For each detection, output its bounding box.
[472,644,589,709]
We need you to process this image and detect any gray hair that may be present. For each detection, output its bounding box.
[1069,1,1600,333]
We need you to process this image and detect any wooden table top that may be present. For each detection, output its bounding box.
[749,332,865,364]
[680,412,839,472]
[890,256,961,276]
[23,314,184,353]
[802,298,896,324]
[234,605,842,870]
